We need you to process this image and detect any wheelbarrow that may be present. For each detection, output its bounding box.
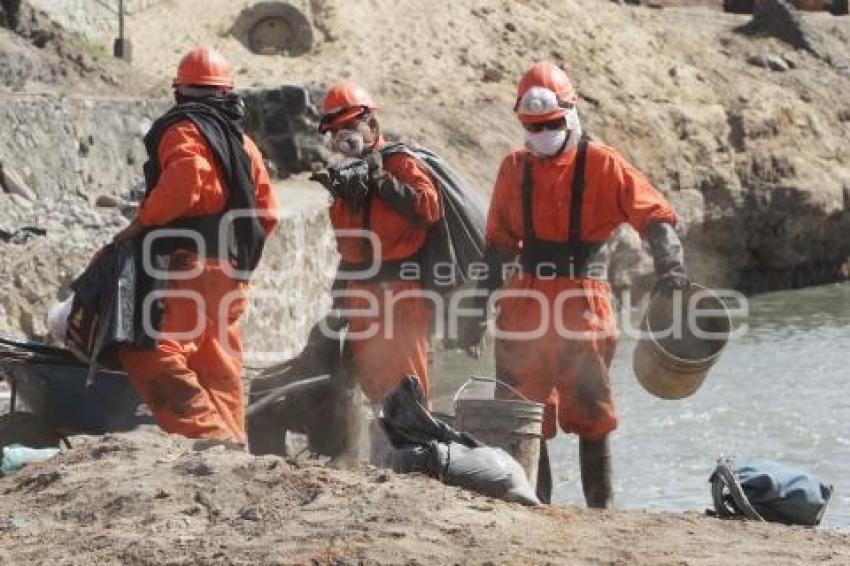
[0,337,152,449]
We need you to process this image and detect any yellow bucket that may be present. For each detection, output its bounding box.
[633,285,731,400]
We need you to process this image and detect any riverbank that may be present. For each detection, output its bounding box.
[1,428,848,565]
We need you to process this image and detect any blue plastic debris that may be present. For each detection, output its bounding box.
[1,444,60,475]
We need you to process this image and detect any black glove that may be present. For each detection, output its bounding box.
[313,159,372,210]
[453,246,515,358]
[646,222,690,291]
[309,169,342,200]
[364,150,387,188]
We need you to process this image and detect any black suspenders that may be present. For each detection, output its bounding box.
[520,136,591,275]
[567,136,590,265]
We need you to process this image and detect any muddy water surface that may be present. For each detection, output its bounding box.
[430,283,850,529]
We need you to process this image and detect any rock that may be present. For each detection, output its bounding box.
[175,456,215,477]
[481,66,504,83]
[239,86,330,176]
[747,53,790,72]
[765,54,790,72]
[746,0,826,59]
[0,163,37,201]
[238,507,261,521]
[194,491,222,516]
[95,194,120,208]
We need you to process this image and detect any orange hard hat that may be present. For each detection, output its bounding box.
[319,81,378,133]
[173,46,234,88]
[514,62,577,124]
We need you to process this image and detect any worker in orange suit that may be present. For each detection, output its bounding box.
[113,46,278,444]
[310,82,441,405]
[473,62,688,506]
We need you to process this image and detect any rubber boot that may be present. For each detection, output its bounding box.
[536,440,553,504]
[579,435,613,509]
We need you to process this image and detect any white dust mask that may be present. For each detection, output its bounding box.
[524,129,567,157]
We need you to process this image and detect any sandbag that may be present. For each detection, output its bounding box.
[434,442,540,506]
[380,376,540,506]
[710,457,833,526]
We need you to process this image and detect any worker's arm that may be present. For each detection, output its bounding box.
[245,138,279,236]
[112,218,144,244]
[605,148,678,234]
[484,153,523,262]
[606,148,688,289]
[376,153,441,226]
[137,122,211,227]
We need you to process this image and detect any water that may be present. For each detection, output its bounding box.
[430,282,850,529]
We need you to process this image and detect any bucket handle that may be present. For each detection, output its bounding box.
[452,376,534,409]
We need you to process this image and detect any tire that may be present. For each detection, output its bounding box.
[0,412,61,451]
[230,2,314,57]
[831,0,849,15]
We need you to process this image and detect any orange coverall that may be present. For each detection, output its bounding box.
[329,144,441,403]
[487,141,677,440]
[119,120,278,443]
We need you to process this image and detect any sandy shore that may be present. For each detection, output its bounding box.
[0,428,847,565]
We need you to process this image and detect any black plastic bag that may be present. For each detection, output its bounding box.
[68,241,142,368]
[380,376,540,506]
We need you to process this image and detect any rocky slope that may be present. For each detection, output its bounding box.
[1,428,848,565]
[2,0,850,340]
[0,1,158,95]
[117,0,850,293]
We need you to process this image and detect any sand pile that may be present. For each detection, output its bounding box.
[0,427,848,564]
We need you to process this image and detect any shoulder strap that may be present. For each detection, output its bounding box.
[379,141,410,158]
[361,193,375,264]
[521,155,535,243]
[568,136,589,258]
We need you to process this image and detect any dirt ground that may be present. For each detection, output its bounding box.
[0,428,848,565]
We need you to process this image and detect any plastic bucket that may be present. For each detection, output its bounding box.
[633,284,731,400]
[453,377,544,488]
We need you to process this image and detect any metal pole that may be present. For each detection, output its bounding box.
[113,0,131,61]
[9,373,16,414]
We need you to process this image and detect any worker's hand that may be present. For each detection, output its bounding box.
[655,269,691,293]
[364,150,387,189]
[111,218,143,244]
[646,222,689,293]
[464,322,488,360]
[309,169,342,200]
[340,176,371,211]
[331,159,371,210]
